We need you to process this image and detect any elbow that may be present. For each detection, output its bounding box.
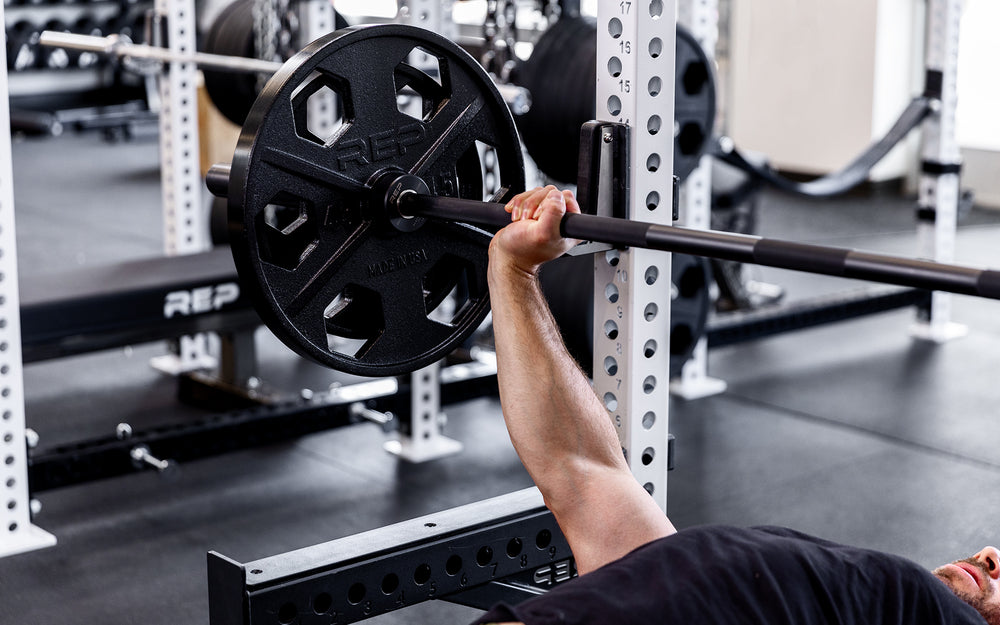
[535,457,630,520]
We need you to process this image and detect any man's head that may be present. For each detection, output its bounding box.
[933,546,1000,624]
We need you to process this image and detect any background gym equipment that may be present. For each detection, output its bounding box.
[37,29,285,76]
[214,24,1000,380]
[716,96,937,198]
[202,0,351,126]
[513,16,716,184]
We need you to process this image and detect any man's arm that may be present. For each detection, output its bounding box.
[488,186,676,576]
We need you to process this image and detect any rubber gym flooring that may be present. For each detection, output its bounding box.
[4,132,1000,624]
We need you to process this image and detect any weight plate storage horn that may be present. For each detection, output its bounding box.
[228,25,525,376]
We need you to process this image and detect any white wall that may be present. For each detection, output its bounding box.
[956,0,1000,208]
[727,0,921,181]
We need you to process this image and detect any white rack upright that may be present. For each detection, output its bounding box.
[0,3,57,558]
[592,0,677,511]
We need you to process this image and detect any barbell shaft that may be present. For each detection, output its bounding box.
[38,31,284,74]
[399,193,1000,300]
[37,31,532,114]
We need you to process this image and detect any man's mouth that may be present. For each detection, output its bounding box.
[954,562,984,590]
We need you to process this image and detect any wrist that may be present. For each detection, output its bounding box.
[487,246,541,290]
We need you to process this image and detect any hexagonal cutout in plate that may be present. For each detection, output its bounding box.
[456,140,504,201]
[676,121,705,156]
[681,59,709,96]
[394,47,448,123]
[324,284,385,357]
[256,192,319,270]
[423,255,475,326]
[291,70,351,146]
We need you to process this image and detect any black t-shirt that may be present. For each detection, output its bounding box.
[472,525,986,625]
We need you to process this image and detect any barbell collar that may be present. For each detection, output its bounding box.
[400,192,1000,301]
[206,163,231,198]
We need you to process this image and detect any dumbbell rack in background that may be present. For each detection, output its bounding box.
[5,0,157,135]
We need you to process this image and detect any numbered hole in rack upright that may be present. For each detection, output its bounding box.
[648,37,663,58]
[608,18,623,38]
[608,56,623,78]
[641,447,655,465]
[608,95,622,116]
[644,303,658,321]
[642,411,656,429]
[647,115,662,135]
[476,546,494,567]
[603,392,618,411]
[646,153,661,172]
[605,283,620,303]
[648,76,662,96]
[606,249,620,266]
[347,583,366,605]
[604,320,619,340]
[643,340,657,358]
[536,529,552,549]
[381,573,400,595]
[643,376,657,394]
[648,0,663,18]
[414,563,432,585]
[506,538,523,558]
[646,191,660,211]
[604,356,618,376]
[645,266,659,285]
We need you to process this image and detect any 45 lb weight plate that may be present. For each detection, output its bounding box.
[228,25,525,376]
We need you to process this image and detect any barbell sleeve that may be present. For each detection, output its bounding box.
[401,193,1000,301]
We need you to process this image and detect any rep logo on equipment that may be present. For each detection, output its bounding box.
[164,283,240,318]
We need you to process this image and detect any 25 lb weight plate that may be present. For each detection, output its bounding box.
[228,25,525,376]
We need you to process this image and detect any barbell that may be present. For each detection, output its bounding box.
[206,24,1000,377]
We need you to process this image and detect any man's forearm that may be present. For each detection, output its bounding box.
[487,258,675,573]
[488,261,627,491]
[486,187,674,573]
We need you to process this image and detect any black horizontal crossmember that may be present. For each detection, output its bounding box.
[208,488,571,625]
[399,193,1000,301]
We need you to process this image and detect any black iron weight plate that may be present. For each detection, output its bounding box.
[229,25,525,376]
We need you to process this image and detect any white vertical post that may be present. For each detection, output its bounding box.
[387,1,464,462]
[397,0,457,40]
[152,0,216,372]
[593,0,676,511]
[299,0,337,140]
[911,0,966,343]
[384,362,463,462]
[0,5,56,557]
[300,0,336,46]
[158,0,207,255]
[670,0,726,400]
